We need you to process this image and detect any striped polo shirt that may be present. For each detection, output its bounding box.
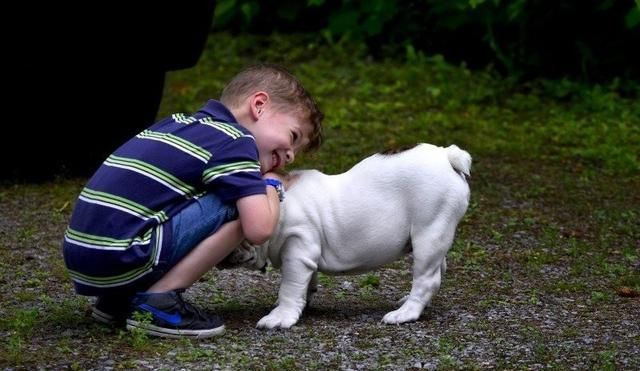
[63,100,265,295]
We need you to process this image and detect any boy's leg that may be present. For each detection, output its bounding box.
[127,194,244,338]
[148,220,243,292]
[126,221,243,338]
[89,219,241,326]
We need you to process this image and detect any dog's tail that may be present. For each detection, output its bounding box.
[446,145,472,179]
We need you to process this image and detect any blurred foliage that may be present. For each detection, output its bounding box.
[213,0,640,83]
[161,33,640,175]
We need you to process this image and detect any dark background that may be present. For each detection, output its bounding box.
[5,1,216,182]
[5,0,638,182]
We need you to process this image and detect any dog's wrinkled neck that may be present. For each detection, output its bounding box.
[285,173,301,189]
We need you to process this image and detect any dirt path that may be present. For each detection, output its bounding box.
[1,157,638,370]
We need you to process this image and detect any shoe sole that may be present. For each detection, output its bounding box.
[92,307,117,326]
[92,306,128,327]
[126,320,225,339]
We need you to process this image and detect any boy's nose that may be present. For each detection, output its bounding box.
[285,149,294,164]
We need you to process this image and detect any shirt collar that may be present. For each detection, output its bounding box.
[198,99,238,123]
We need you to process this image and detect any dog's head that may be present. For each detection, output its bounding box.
[218,240,269,272]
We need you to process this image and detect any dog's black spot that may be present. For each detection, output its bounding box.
[380,143,419,155]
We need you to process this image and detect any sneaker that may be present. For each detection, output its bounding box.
[126,289,225,338]
[91,295,132,327]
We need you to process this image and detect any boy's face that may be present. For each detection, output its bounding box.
[252,108,312,173]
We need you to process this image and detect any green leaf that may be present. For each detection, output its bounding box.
[626,6,640,28]
[213,0,237,27]
[240,1,260,23]
[328,9,359,35]
[469,0,487,9]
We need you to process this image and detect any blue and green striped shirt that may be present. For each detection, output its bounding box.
[63,100,265,295]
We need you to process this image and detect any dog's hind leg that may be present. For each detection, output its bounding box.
[396,257,447,307]
[382,220,455,324]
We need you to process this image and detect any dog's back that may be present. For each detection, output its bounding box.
[368,142,471,222]
[346,143,471,213]
[279,143,471,273]
[376,143,470,176]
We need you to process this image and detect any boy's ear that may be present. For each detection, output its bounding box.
[250,91,270,120]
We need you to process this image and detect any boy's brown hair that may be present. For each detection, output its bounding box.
[221,64,323,152]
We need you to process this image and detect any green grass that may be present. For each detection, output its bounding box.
[161,33,639,175]
[1,32,638,369]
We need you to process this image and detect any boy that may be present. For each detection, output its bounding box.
[62,64,323,338]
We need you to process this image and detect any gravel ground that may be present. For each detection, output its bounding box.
[1,159,638,370]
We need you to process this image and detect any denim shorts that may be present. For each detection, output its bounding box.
[165,193,238,268]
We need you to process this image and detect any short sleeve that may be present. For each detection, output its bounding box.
[202,136,266,203]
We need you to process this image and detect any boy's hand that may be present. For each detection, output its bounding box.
[263,172,286,202]
[263,171,288,188]
[263,171,283,181]
[263,171,298,189]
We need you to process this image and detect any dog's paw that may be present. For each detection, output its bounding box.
[382,300,423,324]
[256,307,300,329]
[397,295,409,306]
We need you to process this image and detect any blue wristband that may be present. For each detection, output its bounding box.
[264,178,285,202]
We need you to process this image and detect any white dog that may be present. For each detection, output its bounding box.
[222,143,471,329]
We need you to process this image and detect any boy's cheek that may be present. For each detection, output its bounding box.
[260,161,277,174]
[259,161,268,174]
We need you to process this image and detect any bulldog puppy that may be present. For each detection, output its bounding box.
[223,143,472,329]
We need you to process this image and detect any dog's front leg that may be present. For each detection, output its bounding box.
[257,242,319,329]
[306,271,318,308]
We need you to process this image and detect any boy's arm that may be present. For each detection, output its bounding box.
[236,172,283,245]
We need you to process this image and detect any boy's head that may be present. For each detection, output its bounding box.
[221,64,323,172]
